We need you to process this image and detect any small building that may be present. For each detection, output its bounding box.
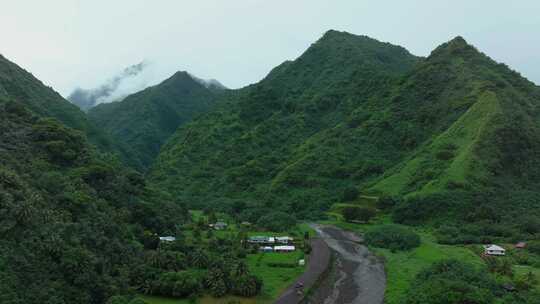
[484,244,506,256]
[502,283,516,292]
[213,221,228,230]
[274,245,295,253]
[298,259,305,266]
[515,242,527,249]
[275,236,294,244]
[248,236,269,244]
[159,236,176,242]
[260,246,273,253]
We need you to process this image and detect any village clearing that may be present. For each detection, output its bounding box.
[140,211,313,304]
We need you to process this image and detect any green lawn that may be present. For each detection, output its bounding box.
[246,251,306,302]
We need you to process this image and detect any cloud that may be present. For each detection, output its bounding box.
[68,61,152,110]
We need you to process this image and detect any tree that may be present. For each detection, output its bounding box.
[234,262,248,277]
[231,274,262,297]
[189,250,208,269]
[377,195,402,210]
[208,211,218,224]
[404,260,497,304]
[342,206,376,223]
[206,268,228,297]
[256,211,296,232]
[520,216,540,234]
[341,187,359,202]
[365,224,421,251]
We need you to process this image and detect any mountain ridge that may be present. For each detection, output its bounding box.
[150,30,540,230]
[88,70,224,169]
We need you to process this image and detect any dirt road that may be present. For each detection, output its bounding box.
[274,236,331,304]
[305,224,386,304]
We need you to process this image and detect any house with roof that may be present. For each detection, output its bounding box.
[212,221,228,230]
[159,236,176,242]
[274,245,295,253]
[248,236,275,244]
[260,246,273,253]
[515,242,527,249]
[248,236,268,244]
[275,236,294,244]
[484,244,506,256]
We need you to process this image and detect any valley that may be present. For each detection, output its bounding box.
[1,28,540,304]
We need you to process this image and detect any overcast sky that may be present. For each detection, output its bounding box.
[1,1,539,98]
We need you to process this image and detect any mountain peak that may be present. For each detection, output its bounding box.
[318,29,380,45]
[170,70,192,81]
[428,35,481,60]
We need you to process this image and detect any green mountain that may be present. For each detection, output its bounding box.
[0,97,188,303]
[0,54,119,152]
[150,31,540,229]
[150,30,421,214]
[88,71,223,169]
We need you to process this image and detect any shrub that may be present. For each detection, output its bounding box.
[436,150,454,160]
[342,206,376,223]
[266,262,297,268]
[528,241,540,255]
[341,187,359,202]
[256,211,296,231]
[365,224,421,251]
[404,260,497,304]
[377,195,402,210]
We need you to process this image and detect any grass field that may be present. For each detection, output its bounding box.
[246,250,306,302]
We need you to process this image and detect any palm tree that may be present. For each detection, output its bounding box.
[234,261,248,277]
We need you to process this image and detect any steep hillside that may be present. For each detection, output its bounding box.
[0,98,188,304]
[151,31,540,229]
[150,30,421,216]
[0,54,119,152]
[88,71,223,169]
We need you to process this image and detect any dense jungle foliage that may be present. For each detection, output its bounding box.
[0,54,124,155]
[0,98,190,303]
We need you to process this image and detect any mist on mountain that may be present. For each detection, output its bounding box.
[67,61,150,111]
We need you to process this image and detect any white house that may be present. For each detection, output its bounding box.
[275,236,294,244]
[260,246,273,253]
[274,245,295,253]
[213,221,228,230]
[159,236,176,242]
[484,244,506,256]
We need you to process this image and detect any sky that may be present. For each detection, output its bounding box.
[1,1,539,99]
